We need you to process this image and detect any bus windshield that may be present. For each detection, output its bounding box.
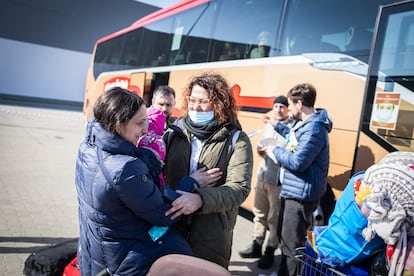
[363,1,414,152]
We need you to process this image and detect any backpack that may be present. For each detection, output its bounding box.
[23,238,78,276]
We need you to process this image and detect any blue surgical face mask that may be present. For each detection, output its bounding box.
[188,110,214,125]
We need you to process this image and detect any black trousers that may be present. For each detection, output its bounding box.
[277,198,318,276]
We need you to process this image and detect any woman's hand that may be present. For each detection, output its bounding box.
[191,167,222,188]
[165,191,203,220]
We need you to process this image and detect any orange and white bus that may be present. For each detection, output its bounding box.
[83,0,414,216]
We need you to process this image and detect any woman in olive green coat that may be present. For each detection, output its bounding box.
[164,72,253,268]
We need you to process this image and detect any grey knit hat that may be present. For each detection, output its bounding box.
[362,152,414,276]
[362,151,414,244]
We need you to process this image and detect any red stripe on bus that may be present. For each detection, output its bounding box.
[232,84,275,109]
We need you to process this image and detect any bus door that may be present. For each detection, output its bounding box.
[135,71,172,107]
[129,72,147,101]
[354,0,414,172]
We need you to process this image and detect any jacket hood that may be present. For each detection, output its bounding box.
[86,118,162,176]
[86,118,136,156]
[147,107,165,136]
[306,108,333,133]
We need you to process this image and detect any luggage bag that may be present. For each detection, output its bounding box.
[23,238,78,276]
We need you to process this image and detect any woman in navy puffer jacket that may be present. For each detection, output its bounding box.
[75,87,193,275]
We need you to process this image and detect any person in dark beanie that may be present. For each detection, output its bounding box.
[239,95,295,269]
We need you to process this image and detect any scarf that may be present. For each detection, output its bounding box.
[182,116,221,140]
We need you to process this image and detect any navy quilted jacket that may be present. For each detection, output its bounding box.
[75,119,192,276]
[273,108,332,201]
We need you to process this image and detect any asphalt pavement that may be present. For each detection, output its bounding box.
[0,103,280,276]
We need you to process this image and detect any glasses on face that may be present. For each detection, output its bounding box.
[186,96,210,107]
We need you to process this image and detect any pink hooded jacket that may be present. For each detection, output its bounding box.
[137,107,166,161]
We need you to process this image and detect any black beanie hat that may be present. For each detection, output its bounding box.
[274,95,288,107]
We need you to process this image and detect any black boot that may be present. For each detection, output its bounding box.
[239,240,262,258]
[257,246,276,269]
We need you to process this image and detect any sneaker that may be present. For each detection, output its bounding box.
[239,240,262,258]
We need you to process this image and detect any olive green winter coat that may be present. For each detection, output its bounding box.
[163,119,253,268]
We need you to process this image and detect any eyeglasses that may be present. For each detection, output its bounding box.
[186,96,211,107]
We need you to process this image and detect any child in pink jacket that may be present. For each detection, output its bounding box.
[138,106,197,196]
[137,107,167,187]
[137,107,197,241]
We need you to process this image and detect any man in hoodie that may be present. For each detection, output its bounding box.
[266,83,332,276]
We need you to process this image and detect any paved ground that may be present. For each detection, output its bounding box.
[0,103,281,276]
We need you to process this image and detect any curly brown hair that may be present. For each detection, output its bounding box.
[181,72,239,125]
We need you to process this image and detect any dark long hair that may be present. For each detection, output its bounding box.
[94,87,145,134]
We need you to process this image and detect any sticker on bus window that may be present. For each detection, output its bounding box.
[370,92,401,130]
[172,26,183,51]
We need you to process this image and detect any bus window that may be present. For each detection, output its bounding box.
[122,29,144,68]
[169,2,215,65]
[93,39,110,79]
[281,0,395,62]
[364,5,414,152]
[211,0,282,61]
[139,17,174,67]
[93,30,143,79]
[93,35,125,79]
